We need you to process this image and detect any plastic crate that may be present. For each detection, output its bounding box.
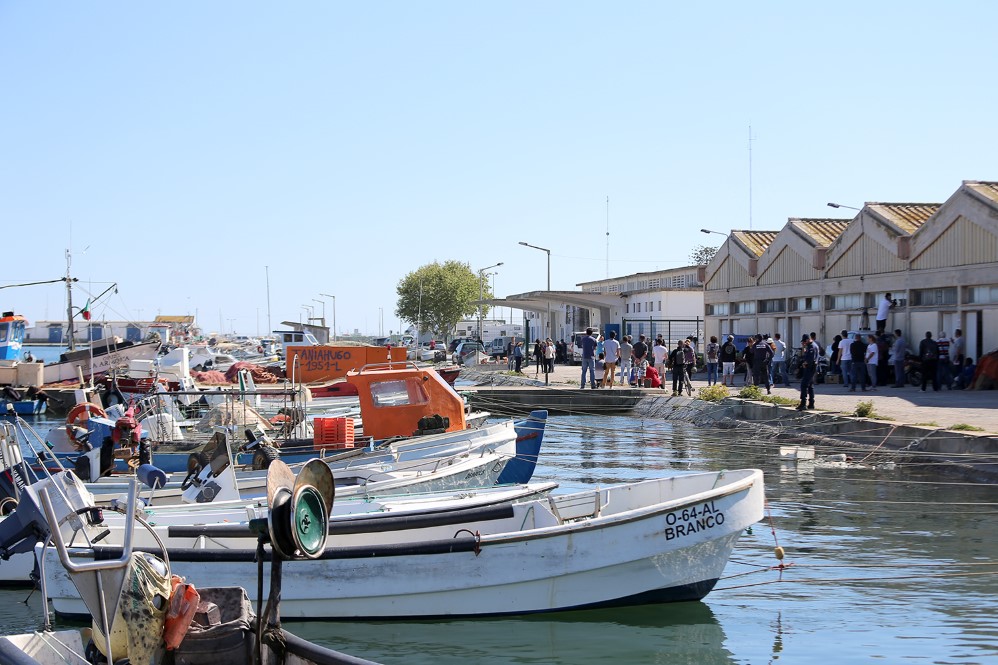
[313,417,355,450]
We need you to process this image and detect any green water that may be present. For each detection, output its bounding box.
[3,413,998,663]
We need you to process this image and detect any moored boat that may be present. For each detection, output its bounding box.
[43,468,766,619]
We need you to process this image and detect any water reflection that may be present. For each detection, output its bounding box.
[286,603,734,665]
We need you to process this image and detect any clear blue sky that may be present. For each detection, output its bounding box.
[2,2,995,337]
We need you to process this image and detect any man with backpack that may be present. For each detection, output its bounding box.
[720,335,738,386]
[705,336,720,386]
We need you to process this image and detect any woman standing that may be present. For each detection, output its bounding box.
[533,339,544,376]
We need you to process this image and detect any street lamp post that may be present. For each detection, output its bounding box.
[311,298,326,337]
[518,241,551,386]
[476,262,504,343]
[319,294,336,342]
[827,202,862,211]
[301,304,314,327]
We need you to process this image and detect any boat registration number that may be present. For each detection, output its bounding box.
[663,501,724,540]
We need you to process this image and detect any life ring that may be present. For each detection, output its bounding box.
[65,403,107,444]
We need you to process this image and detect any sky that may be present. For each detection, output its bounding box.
[2,2,997,338]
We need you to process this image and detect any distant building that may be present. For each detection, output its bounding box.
[492,265,706,344]
[702,180,998,359]
[25,314,199,346]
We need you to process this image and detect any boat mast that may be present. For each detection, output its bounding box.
[65,249,75,351]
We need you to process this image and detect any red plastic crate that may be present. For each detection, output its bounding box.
[313,417,356,450]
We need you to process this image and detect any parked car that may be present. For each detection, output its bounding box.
[449,337,476,353]
[453,341,486,365]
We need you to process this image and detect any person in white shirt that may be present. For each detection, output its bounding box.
[838,331,853,387]
[601,331,621,388]
[651,339,668,369]
[865,334,880,389]
[876,293,894,335]
[771,333,788,387]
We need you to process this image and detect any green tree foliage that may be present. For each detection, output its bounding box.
[395,261,489,338]
[690,244,719,266]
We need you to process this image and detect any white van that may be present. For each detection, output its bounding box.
[570,331,594,365]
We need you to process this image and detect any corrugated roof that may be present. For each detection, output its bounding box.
[866,203,939,234]
[788,218,851,247]
[732,230,778,257]
[965,181,998,205]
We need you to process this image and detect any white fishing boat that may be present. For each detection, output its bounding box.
[0,469,556,584]
[42,468,765,619]
[42,338,162,384]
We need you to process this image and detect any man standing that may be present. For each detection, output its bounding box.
[752,334,774,394]
[876,293,894,335]
[797,334,817,410]
[579,328,598,389]
[951,328,966,367]
[891,329,908,387]
[865,334,880,390]
[936,331,952,389]
[720,335,738,386]
[618,335,633,385]
[668,340,685,396]
[838,331,853,388]
[919,332,940,392]
[849,334,868,392]
[632,334,648,367]
[601,331,620,389]
[772,333,789,387]
[682,339,697,396]
[705,336,720,386]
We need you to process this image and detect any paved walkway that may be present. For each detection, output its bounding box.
[468,360,998,433]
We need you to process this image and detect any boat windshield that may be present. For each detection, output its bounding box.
[370,379,429,408]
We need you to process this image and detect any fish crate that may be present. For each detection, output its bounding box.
[825,373,841,384]
[313,416,356,450]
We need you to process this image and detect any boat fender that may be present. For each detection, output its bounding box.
[163,576,200,651]
[137,464,168,490]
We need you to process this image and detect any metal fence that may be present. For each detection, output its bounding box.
[621,318,705,348]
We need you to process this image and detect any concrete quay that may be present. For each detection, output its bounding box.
[459,361,998,478]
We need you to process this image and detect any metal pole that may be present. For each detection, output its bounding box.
[265,265,272,336]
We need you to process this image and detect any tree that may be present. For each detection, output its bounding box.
[690,244,719,266]
[395,261,489,340]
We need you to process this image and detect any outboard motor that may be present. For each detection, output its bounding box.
[182,427,241,505]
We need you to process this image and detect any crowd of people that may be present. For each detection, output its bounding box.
[491,294,979,402]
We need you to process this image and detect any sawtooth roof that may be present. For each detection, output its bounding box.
[732,230,779,257]
[866,203,939,234]
[965,181,998,205]
[788,218,851,247]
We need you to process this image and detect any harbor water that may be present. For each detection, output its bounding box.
[3,410,998,663]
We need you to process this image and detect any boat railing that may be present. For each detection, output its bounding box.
[354,361,423,374]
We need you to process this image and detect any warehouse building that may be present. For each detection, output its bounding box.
[703,180,998,361]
